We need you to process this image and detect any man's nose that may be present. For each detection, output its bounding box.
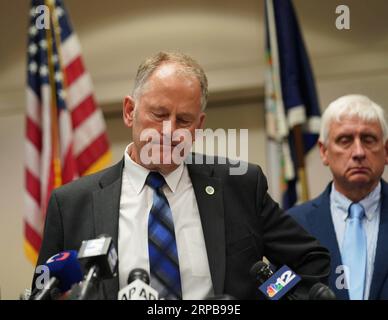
[352,138,366,160]
[162,119,177,137]
[169,118,177,133]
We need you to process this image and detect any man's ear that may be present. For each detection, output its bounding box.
[318,141,329,166]
[123,96,135,128]
[197,112,206,130]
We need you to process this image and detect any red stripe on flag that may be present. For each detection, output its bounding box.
[64,56,85,86]
[26,117,42,151]
[26,169,41,203]
[25,221,42,254]
[77,133,110,175]
[62,145,78,184]
[71,95,97,129]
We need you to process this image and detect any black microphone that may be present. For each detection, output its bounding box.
[70,234,118,300]
[250,261,300,300]
[118,268,159,300]
[309,282,336,300]
[250,261,274,284]
[128,268,150,284]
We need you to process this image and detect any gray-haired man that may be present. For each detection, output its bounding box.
[289,94,388,300]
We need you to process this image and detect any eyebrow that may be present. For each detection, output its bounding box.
[177,112,195,119]
[334,131,380,140]
[149,106,169,113]
[150,106,195,118]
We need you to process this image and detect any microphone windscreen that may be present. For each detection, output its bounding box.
[309,282,336,300]
[45,250,83,292]
[250,261,274,284]
[127,268,150,285]
[249,261,269,277]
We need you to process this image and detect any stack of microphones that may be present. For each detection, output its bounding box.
[29,234,118,300]
[28,234,165,300]
[28,237,335,300]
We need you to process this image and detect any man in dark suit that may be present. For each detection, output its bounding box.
[289,94,388,300]
[34,51,330,299]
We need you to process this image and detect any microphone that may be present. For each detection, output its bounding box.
[70,234,118,300]
[250,261,301,300]
[118,268,159,300]
[250,261,274,284]
[309,282,336,300]
[31,250,83,300]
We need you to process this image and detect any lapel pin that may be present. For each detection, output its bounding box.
[205,186,215,195]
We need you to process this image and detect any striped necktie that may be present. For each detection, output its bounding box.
[342,202,367,300]
[146,171,182,299]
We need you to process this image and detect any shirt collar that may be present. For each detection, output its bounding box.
[359,182,381,221]
[331,182,381,221]
[162,160,184,193]
[123,143,185,194]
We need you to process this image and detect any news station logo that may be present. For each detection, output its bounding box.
[259,265,301,300]
[46,252,71,263]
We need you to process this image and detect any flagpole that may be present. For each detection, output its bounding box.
[292,124,309,202]
[44,0,62,189]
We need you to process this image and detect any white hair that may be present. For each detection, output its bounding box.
[319,94,388,145]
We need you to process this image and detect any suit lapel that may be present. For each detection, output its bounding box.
[187,162,226,296]
[369,180,388,299]
[307,184,349,300]
[92,159,124,299]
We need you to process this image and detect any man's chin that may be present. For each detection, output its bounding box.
[146,153,184,172]
[147,162,181,174]
[347,174,372,186]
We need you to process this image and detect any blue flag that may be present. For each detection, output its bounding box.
[264,0,321,209]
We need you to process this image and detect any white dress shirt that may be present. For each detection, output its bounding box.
[118,144,214,299]
[330,182,381,299]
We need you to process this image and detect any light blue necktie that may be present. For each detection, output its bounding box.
[342,203,367,300]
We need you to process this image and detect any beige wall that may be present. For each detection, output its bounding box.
[0,113,29,300]
[1,0,388,299]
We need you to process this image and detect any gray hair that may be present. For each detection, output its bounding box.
[132,51,208,111]
[319,94,388,145]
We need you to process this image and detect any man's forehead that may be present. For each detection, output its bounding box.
[329,117,383,134]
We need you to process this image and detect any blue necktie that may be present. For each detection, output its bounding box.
[342,203,367,300]
[146,172,182,299]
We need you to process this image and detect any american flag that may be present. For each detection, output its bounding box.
[25,0,111,263]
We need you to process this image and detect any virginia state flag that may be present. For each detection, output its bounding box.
[264,0,321,209]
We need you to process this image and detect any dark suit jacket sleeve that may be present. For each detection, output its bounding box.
[32,191,64,288]
[255,167,331,284]
[41,191,64,258]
